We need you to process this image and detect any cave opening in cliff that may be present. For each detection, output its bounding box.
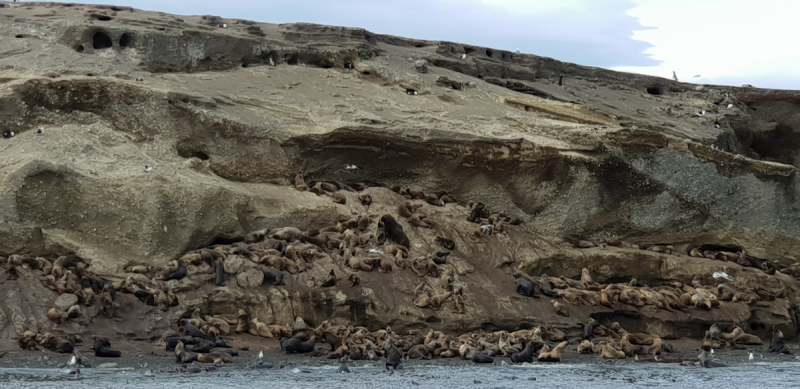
[647,85,664,95]
[286,53,299,65]
[485,49,493,58]
[74,44,84,53]
[92,31,113,49]
[119,33,132,48]
[209,235,244,245]
[749,123,800,165]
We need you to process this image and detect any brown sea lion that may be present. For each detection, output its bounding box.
[538,341,568,362]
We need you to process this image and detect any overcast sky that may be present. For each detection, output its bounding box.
[21,0,799,89]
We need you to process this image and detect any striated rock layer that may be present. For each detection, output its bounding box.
[0,2,799,348]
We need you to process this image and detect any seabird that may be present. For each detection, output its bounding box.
[269,57,275,66]
[36,127,44,135]
[693,74,701,78]
[727,103,734,109]
[749,352,755,361]
[515,48,520,53]
[3,131,15,139]
[711,349,715,355]
[635,354,639,361]
[345,164,358,170]
[672,71,678,81]
[368,248,384,254]
[144,165,153,173]
[714,123,720,129]
[712,272,734,282]
[696,110,706,116]
[480,224,493,236]
[258,351,263,361]
[406,90,418,96]
[461,54,467,59]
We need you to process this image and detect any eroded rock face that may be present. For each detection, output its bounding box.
[0,3,798,347]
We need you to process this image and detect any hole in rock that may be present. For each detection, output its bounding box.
[425,316,442,323]
[15,34,24,38]
[119,33,132,48]
[209,235,244,246]
[286,53,299,65]
[646,86,664,95]
[696,244,743,253]
[92,14,113,21]
[749,123,800,164]
[92,31,113,49]
[485,49,493,57]
[74,45,85,53]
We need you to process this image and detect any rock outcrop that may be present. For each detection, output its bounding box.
[0,3,799,348]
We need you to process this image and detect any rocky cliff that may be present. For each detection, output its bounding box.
[1,2,799,349]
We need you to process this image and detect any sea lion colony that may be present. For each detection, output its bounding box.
[4,176,793,365]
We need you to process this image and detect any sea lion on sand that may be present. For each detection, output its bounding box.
[583,319,600,339]
[384,338,403,370]
[769,329,791,354]
[408,344,433,360]
[262,268,285,285]
[577,340,594,354]
[337,356,351,373]
[163,265,187,281]
[467,203,484,223]
[597,341,625,359]
[471,346,494,364]
[551,299,569,317]
[333,191,347,204]
[47,308,62,323]
[698,350,726,368]
[510,342,537,363]
[321,269,337,287]
[197,352,233,364]
[348,273,360,287]
[538,341,568,362]
[214,259,224,285]
[380,215,410,248]
[358,194,372,208]
[435,236,455,250]
[541,274,556,297]
[93,337,121,358]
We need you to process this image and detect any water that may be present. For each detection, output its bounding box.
[1,361,796,389]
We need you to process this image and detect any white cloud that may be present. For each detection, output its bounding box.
[614,0,800,89]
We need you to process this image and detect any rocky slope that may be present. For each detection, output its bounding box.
[1,2,799,350]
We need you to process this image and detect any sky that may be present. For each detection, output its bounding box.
[18,0,799,89]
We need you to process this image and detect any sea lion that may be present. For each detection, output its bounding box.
[471,346,494,364]
[214,259,224,286]
[541,274,556,297]
[397,202,415,218]
[769,329,791,354]
[597,341,625,359]
[467,203,484,223]
[510,342,537,363]
[577,340,594,354]
[551,299,569,317]
[435,236,456,250]
[380,215,410,248]
[384,338,403,370]
[93,337,121,358]
[40,333,74,353]
[538,341,568,362]
[337,356,351,373]
[47,308,62,323]
[408,344,433,360]
[321,269,337,287]
[197,352,233,364]
[358,194,372,208]
[583,319,600,339]
[262,268,285,285]
[348,273,360,287]
[163,265,187,281]
[698,350,726,368]
[294,174,308,191]
[333,191,347,204]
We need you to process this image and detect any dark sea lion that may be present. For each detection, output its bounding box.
[583,319,600,339]
[184,322,209,339]
[769,329,791,354]
[432,251,450,265]
[541,274,556,297]
[262,268,285,285]
[214,259,224,286]
[467,203,484,223]
[93,337,121,358]
[384,339,403,370]
[471,348,494,364]
[337,356,350,373]
[434,236,455,250]
[510,342,537,363]
[192,339,217,353]
[163,265,188,281]
[515,278,537,298]
[380,215,410,248]
[321,269,337,287]
[698,350,726,367]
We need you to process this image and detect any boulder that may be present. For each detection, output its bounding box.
[236,269,264,289]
